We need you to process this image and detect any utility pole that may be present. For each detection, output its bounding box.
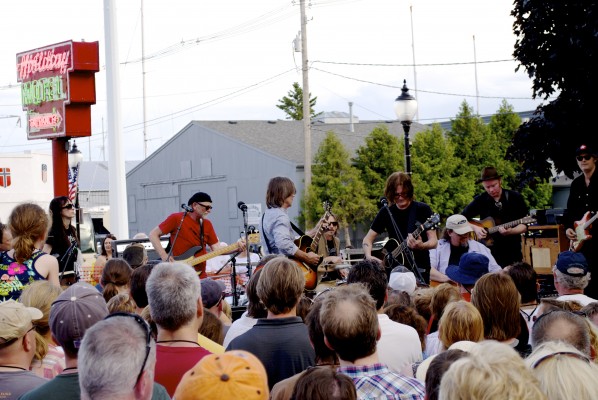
[141,0,148,159]
[300,0,311,189]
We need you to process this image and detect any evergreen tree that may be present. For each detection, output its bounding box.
[353,125,403,218]
[276,82,319,120]
[302,131,374,246]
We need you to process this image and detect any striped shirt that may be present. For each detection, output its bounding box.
[338,363,425,400]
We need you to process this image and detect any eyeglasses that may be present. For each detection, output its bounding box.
[104,312,152,387]
[197,203,213,210]
[395,192,408,198]
[577,154,592,161]
[531,351,591,369]
[328,222,338,227]
[62,204,75,210]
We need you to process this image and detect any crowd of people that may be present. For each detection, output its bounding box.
[0,144,596,399]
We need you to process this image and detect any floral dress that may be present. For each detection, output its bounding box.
[0,250,46,301]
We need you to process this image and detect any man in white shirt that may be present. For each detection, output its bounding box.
[346,260,422,373]
[554,251,596,306]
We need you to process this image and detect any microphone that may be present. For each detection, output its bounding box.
[380,197,389,208]
[181,204,193,212]
[237,201,248,212]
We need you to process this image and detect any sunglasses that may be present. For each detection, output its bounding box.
[328,221,339,227]
[395,192,408,198]
[104,312,152,386]
[577,154,593,161]
[62,204,75,210]
[197,203,213,210]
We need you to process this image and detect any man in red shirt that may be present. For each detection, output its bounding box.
[149,192,243,278]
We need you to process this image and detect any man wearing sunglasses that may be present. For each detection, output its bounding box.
[564,144,598,298]
[150,192,244,278]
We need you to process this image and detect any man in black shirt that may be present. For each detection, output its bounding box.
[462,167,528,268]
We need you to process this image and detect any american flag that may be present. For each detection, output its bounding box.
[68,166,78,202]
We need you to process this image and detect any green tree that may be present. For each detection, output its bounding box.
[302,131,374,246]
[509,0,598,181]
[276,82,319,120]
[411,124,474,218]
[353,125,403,218]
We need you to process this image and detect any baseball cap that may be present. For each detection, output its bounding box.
[50,282,109,352]
[0,300,43,344]
[446,253,490,286]
[174,350,269,400]
[188,192,212,205]
[576,144,598,157]
[446,215,473,235]
[388,266,417,294]
[201,278,226,308]
[555,251,588,277]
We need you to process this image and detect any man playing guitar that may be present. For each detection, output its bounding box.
[149,192,245,278]
[362,172,438,284]
[564,144,598,298]
[462,166,528,268]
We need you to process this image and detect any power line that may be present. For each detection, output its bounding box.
[312,59,515,67]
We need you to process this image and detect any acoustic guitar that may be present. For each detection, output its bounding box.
[469,216,536,247]
[176,243,242,274]
[291,201,332,290]
[570,211,597,252]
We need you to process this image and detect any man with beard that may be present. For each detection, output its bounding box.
[429,214,500,284]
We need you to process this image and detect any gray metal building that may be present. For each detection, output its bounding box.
[125,118,426,243]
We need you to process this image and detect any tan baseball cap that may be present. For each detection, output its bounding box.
[0,300,43,344]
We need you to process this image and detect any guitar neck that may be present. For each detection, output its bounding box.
[309,211,331,252]
[186,242,240,267]
[583,213,598,230]
[487,218,524,234]
[392,224,425,258]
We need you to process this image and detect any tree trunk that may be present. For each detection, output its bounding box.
[343,224,352,248]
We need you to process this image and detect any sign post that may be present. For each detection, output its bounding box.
[16,40,99,197]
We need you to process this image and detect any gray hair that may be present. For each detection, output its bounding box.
[553,265,591,290]
[146,262,201,331]
[531,310,591,356]
[79,316,156,400]
[526,341,598,400]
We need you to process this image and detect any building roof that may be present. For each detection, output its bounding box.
[79,160,140,191]
[188,119,427,165]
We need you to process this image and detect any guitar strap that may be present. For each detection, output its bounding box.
[290,221,305,236]
[261,213,305,254]
[198,217,205,249]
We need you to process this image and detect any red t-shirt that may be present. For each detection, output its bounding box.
[155,345,212,397]
[159,212,218,276]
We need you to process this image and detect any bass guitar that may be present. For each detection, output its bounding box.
[291,201,332,290]
[470,216,537,247]
[379,213,441,268]
[570,211,597,252]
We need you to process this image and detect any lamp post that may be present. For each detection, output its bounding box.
[68,140,84,242]
[394,79,418,174]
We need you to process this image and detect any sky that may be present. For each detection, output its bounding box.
[0,0,547,162]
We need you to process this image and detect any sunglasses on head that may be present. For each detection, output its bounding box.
[62,204,75,210]
[104,312,152,387]
[577,154,593,161]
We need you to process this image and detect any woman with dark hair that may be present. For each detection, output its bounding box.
[95,234,117,268]
[0,203,59,301]
[43,196,79,286]
[100,258,133,303]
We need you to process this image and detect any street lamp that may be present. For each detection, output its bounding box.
[394,79,418,174]
[68,140,84,242]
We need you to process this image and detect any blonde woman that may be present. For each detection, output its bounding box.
[19,281,65,378]
[0,203,59,301]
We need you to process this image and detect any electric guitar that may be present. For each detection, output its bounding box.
[291,201,332,290]
[470,216,537,247]
[570,211,597,252]
[177,242,243,274]
[380,213,441,268]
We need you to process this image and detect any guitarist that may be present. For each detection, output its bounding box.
[564,144,598,298]
[261,177,320,267]
[462,166,528,268]
[149,192,245,278]
[362,172,438,284]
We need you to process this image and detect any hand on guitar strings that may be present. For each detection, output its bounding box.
[566,227,577,241]
[407,233,425,250]
[471,224,487,239]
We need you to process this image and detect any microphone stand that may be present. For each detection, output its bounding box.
[216,250,243,307]
[167,209,189,260]
[241,206,252,278]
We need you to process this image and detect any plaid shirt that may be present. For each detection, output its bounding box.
[338,363,425,400]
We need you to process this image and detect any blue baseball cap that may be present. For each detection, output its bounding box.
[446,253,490,286]
[555,251,588,277]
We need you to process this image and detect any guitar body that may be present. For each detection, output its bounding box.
[292,235,322,291]
[173,245,205,262]
[469,217,497,247]
[570,211,597,252]
[380,238,405,268]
